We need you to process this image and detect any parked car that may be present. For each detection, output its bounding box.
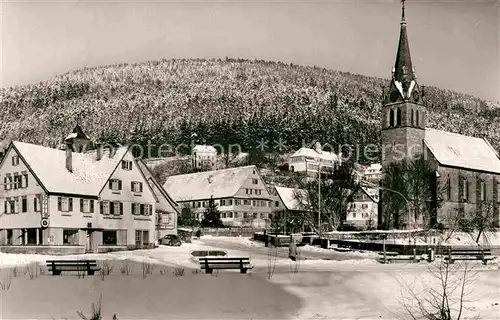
[158,234,182,246]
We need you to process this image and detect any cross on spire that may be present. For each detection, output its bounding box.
[401,0,406,24]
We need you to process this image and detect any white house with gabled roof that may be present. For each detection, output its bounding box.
[163,165,272,228]
[137,159,179,239]
[0,125,160,254]
[288,142,341,175]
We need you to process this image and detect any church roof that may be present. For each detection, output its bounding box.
[424,128,500,174]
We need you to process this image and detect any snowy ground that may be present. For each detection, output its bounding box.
[1,237,499,319]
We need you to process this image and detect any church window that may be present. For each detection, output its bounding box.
[411,109,414,126]
[389,109,395,127]
[447,175,451,200]
[416,110,420,127]
[462,178,469,201]
[480,181,486,201]
[396,108,402,126]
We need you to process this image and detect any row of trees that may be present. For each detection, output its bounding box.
[1,58,499,164]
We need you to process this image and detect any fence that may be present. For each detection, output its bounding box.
[198,227,262,237]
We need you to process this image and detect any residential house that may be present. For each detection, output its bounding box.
[137,159,179,239]
[269,186,313,233]
[380,2,500,227]
[0,125,158,254]
[163,165,272,228]
[362,163,382,183]
[192,145,217,171]
[288,142,341,175]
[346,187,378,229]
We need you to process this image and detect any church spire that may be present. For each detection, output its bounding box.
[387,0,420,103]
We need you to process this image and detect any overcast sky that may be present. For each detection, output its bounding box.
[1,0,498,102]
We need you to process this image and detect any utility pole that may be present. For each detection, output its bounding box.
[318,164,321,236]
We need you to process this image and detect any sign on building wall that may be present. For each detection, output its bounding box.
[158,212,175,229]
[41,194,49,218]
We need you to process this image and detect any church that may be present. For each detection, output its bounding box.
[379,1,500,229]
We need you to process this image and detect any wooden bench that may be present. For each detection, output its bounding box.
[199,257,253,274]
[444,248,496,265]
[46,260,101,276]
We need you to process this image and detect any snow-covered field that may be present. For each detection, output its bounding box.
[1,236,498,319]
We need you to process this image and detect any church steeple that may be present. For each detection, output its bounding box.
[385,0,421,104]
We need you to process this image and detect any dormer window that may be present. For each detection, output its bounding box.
[121,160,133,171]
[109,179,122,191]
[12,155,19,166]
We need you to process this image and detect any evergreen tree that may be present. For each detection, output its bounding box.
[200,196,224,228]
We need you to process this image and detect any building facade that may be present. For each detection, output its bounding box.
[346,187,378,229]
[192,145,217,171]
[380,2,500,228]
[0,126,160,254]
[137,159,179,239]
[163,165,272,228]
[288,142,341,175]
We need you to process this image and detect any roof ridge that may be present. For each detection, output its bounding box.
[424,128,482,140]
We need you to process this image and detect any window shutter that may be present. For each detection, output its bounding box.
[90,200,94,213]
[110,202,115,215]
[131,203,135,215]
[140,182,143,192]
[131,181,134,192]
[118,180,122,190]
[25,174,28,188]
[11,157,14,166]
[140,204,145,215]
[109,180,113,189]
[100,201,104,214]
[119,202,123,215]
[3,177,6,190]
[80,199,84,212]
[4,201,7,214]
[33,198,37,211]
[69,198,73,211]
[58,197,62,211]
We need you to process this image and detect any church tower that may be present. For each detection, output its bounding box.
[381,0,426,168]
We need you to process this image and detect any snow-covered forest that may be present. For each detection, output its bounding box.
[1,58,499,163]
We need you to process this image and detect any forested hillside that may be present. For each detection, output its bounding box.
[1,58,499,163]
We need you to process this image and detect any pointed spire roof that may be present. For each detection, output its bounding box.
[65,123,90,141]
[393,0,415,85]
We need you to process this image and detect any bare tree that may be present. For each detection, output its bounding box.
[293,161,358,232]
[398,260,479,320]
[456,200,498,245]
[381,158,445,229]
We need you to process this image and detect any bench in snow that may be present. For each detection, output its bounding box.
[46,260,101,276]
[199,257,253,274]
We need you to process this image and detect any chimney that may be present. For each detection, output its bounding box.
[314,142,322,153]
[65,142,73,172]
[96,145,102,161]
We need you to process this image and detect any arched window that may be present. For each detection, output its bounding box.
[411,109,414,126]
[396,108,402,126]
[416,110,420,127]
[389,109,395,127]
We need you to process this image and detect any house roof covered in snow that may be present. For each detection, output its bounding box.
[290,147,339,162]
[361,187,379,203]
[9,141,129,196]
[136,159,179,211]
[364,163,382,175]
[163,165,260,201]
[275,187,310,211]
[424,128,500,174]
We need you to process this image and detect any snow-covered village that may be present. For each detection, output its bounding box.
[1,0,499,319]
